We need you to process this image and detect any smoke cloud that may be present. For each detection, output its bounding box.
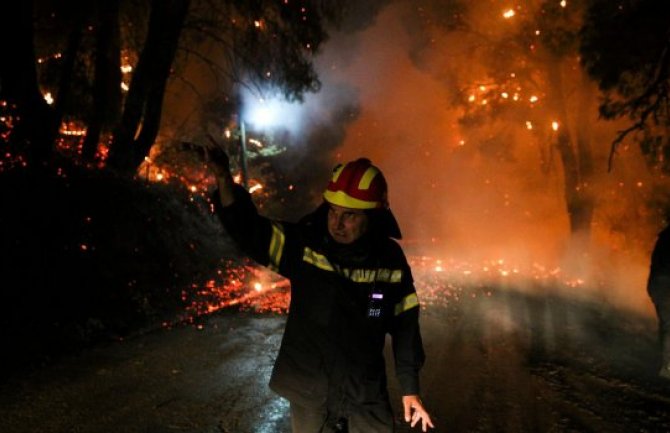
[266,0,663,315]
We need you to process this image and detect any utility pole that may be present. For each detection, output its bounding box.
[239,118,249,190]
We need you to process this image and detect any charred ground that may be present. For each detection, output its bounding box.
[0,165,237,375]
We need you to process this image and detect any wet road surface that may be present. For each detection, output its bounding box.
[2,286,670,433]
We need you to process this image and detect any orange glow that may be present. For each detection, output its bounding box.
[59,122,87,136]
[175,253,593,325]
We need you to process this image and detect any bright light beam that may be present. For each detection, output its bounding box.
[241,89,306,135]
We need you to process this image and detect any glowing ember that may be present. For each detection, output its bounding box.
[249,183,263,194]
[174,251,591,330]
[409,255,589,309]
[43,92,54,105]
[551,121,559,131]
[503,9,516,19]
[60,123,87,136]
[180,259,291,320]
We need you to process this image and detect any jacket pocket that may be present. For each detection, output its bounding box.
[269,340,328,408]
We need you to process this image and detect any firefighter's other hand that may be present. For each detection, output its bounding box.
[403,395,434,431]
[205,147,231,179]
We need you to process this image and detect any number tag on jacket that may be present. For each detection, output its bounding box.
[367,292,384,318]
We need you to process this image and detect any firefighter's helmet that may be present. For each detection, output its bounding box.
[322,158,402,239]
[323,158,388,209]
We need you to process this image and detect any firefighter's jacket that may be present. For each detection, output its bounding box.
[214,185,425,409]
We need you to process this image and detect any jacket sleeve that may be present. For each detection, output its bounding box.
[390,255,425,396]
[212,184,293,278]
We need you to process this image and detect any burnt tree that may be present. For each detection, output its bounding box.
[106,0,190,175]
[0,1,54,164]
[82,1,122,162]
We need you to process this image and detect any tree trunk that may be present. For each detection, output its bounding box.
[135,78,167,158]
[572,76,596,237]
[83,0,122,162]
[547,58,594,238]
[106,0,190,175]
[0,1,54,164]
[48,15,86,148]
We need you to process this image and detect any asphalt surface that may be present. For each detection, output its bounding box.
[2,285,670,433]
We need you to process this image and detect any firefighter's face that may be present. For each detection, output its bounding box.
[327,204,369,244]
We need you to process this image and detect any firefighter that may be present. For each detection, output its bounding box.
[207,150,434,432]
[648,224,670,379]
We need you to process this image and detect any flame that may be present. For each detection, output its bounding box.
[59,121,87,136]
[43,92,54,105]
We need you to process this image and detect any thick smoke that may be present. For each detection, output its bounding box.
[270,0,663,314]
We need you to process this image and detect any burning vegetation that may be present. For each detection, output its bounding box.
[1,0,670,375]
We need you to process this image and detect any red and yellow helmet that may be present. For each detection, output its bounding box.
[323,158,388,209]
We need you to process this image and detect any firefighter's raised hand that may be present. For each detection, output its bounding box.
[205,147,231,179]
[403,395,434,431]
[204,147,235,206]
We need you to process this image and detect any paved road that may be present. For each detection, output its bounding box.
[2,286,670,433]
